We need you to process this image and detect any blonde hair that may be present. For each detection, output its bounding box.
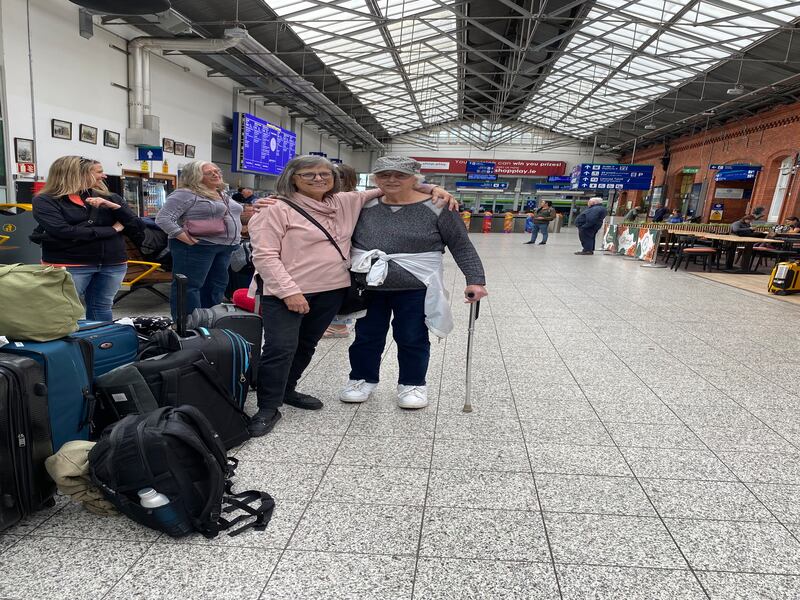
[40,156,86,197]
[336,163,358,192]
[178,161,224,199]
[79,158,111,196]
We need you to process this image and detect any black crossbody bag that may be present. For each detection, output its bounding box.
[277,198,370,315]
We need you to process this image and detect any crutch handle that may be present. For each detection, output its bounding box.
[466,293,480,320]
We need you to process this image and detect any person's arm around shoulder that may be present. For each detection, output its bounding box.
[437,209,487,303]
[247,204,309,313]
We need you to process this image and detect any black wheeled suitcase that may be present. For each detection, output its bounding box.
[139,275,253,408]
[186,304,262,386]
[0,355,56,532]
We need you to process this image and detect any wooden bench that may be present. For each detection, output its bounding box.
[114,237,172,304]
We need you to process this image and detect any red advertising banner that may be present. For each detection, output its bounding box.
[413,157,566,176]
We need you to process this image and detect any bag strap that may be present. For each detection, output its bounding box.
[279,198,347,262]
[217,489,275,536]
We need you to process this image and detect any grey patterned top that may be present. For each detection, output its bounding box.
[351,197,486,290]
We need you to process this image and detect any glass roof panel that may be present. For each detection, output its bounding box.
[262,0,799,143]
[520,0,800,139]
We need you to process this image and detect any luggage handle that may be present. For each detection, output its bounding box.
[175,274,188,337]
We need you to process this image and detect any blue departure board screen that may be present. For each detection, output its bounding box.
[232,112,296,175]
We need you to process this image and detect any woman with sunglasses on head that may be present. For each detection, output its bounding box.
[156,161,243,320]
[32,156,142,321]
[246,155,456,436]
[339,156,487,409]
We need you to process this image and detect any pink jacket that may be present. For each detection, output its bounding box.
[248,189,384,298]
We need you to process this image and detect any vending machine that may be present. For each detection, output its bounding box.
[122,177,171,217]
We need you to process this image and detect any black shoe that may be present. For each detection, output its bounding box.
[284,391,324,410]
[574,251,593,255]
[524,241,535,244]
[538,242,546,245]
[248,408,282,437]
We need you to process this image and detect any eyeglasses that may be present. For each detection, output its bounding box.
[295,171,333,181]
[374,171,413,180]
[203,169,222,176]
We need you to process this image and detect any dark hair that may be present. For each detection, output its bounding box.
[743,214,755,221]
[789,216,799,222]
[237,187,244,193]
[336,163,358,192]
[542,200,553,207]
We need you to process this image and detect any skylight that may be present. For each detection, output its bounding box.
[518,0,800,138]
[264,0,459,136]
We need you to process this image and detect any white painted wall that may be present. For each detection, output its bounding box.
[0,0,357,198]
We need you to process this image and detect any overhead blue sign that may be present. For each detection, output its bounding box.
[570,163,654,190]
[710,164,762,171]
[467,173,498,181]
[714,169,759,182]
[547,176,572,183]
[456,181,508,190]
[466,161,495,174]
[536,183,571,190]
[136,146,163,161]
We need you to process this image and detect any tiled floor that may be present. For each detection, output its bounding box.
[3,230,800,599]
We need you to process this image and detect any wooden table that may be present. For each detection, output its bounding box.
[667,230,768,272]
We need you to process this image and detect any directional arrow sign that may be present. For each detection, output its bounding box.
[137,146,164,161]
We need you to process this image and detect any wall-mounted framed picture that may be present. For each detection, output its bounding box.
[185,144,195,159]
[162,138,174,153]
[14,138,35,163]
[174,142,185,156]
[51,119,72,140]
[103,130,120,149]
[79,124,98,144]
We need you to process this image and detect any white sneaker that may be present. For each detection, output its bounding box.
[339,379,377,403]
[397,385,428,409]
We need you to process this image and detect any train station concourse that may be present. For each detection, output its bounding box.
[1,1,800,599]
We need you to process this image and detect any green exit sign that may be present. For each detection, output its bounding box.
[682,167,700,174]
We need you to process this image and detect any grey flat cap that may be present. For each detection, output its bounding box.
[372,156,421,175]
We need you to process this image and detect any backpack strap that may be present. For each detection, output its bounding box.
[162,419,227,534]
[217,489,275,536]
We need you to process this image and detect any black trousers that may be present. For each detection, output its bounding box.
[578,225,601,252]
[256,288,346,409]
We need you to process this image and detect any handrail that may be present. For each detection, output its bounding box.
[0,203,33,211]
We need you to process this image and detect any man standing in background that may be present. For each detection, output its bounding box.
[574,197,607,255]
[524,200,557,245]
[232,187,255,204]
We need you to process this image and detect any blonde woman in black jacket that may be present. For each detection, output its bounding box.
[32,156,141,321]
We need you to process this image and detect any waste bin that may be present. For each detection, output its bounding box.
[0,204,41,264]
[550,213,563,233]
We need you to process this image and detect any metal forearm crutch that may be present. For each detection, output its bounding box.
[463,295,481,413]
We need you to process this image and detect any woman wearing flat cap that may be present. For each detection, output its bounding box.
[339,156,488,409]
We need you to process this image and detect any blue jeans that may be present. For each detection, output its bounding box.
[169,240,234,320]
[67,264,128,322]
[349,289,430,386]
[529,222,549,243]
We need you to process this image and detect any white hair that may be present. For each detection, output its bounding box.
[588,197,604,206]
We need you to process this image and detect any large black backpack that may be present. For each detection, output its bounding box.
[89,406,273,538]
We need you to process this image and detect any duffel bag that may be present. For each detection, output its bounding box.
[0,264,84,341]
[94,349,250,449]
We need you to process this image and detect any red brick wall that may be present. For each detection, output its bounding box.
[622,102,800,223]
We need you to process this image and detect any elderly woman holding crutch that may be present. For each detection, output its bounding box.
[339,156,488,409]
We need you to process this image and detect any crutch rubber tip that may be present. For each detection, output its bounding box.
[462,405,473,413]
